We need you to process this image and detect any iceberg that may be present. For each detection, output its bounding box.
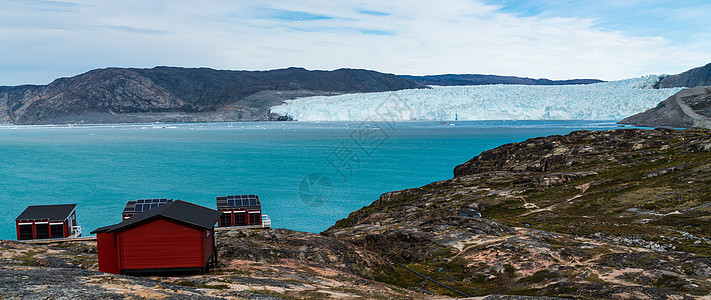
[270,75,683,121]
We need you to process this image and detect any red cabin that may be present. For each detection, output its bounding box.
[121,198,173,220]
[16,204,80,240]
[91,200,222,275]
[216,194,262,227]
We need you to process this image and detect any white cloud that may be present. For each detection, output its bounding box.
[0,0,710,85]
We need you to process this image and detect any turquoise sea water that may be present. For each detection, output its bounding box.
[0,120,633,240]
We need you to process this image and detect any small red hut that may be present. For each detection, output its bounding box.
[121,198,173,220]
[216,194,262,227]
[16,204,80,240]
[91,200,222,275]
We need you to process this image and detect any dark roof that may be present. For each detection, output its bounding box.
[16,204,77,221]
[91,200,221,234]
[122,199,173,215]
[216,195,261,210]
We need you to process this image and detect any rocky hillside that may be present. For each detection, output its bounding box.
[620,86,711,129]
[0,230,425,299]
[3,128,711,299]
[0,67,424,124]
[656,63,711,89]
[326,128,711,298]
[399,74,603,86]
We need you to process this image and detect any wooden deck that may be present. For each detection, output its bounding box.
[215,224,270,231]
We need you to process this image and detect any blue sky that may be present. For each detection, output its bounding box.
[1,0,710,85]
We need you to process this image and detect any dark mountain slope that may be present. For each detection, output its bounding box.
[0,67,425,124]
[620,86,711,129]
[399,74,603,86]
[618,62,711,129]
[656,62,711,88]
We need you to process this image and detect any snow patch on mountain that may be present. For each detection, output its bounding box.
[270,75,683,121]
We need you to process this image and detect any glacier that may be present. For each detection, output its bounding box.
[270,75,683,121]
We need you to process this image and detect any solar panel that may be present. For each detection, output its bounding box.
[124,199,173,214]
[217,194,260,209]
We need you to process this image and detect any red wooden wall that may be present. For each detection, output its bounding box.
[119,218,205,270]
[96,217,211,274]
[97,232,120,274]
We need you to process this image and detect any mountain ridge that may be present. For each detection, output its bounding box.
[5,62,711,125]
[619,62,711,129]
[0,66,425,124]
[620,86,711,129]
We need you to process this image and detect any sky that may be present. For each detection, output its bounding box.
[1,0,711,86]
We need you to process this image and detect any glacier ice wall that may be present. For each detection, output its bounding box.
[270,75,683,121]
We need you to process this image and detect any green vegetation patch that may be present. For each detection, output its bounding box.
[518,270,559,284]
[251,290,297,299]
[14,251,42,266]
[174,280,229,290]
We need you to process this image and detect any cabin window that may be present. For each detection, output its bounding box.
[248,213,260,225]
[50,224,64,238]
[234,212,246,226]
[35,223,50,239]
[219,213,232,227]
[18,224,34,240]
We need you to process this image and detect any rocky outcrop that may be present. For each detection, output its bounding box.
[452,128,704,177]
[217,229,384,276]
[0,67,425,124]
[399,74,603,86]
[620,86,711,129]
[0,240,234,299]
[0,267,227,299]
[655,62,711,88]
[0,233,421,299]
[326,128,711,298]
[539,283,695,300]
